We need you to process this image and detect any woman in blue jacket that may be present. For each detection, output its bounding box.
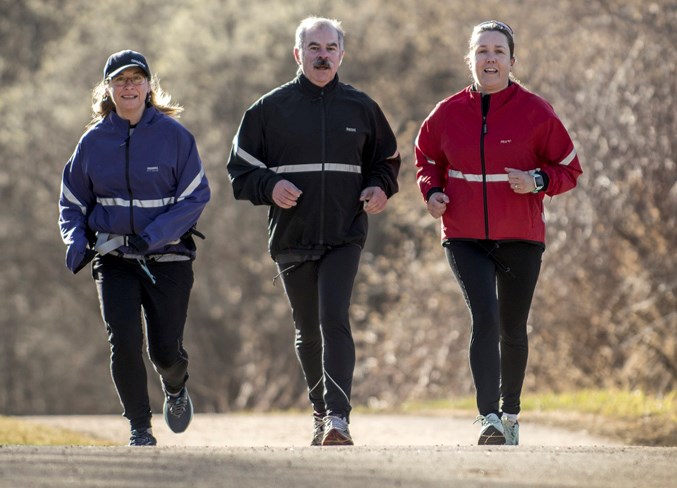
[59,50,210,446]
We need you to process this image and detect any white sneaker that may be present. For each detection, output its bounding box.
[502,415,519,445]
[311,414,324,446]
[475,413,506,445]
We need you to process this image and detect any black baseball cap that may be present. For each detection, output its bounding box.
[103,50,151,80]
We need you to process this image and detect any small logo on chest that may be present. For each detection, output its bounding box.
[146,166,160,173]
[345,127,357,132]
[500,139,512,144]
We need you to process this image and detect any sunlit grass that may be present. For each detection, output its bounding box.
[399,389,675,421]
[521,389,676,420]
[0,416,113,446]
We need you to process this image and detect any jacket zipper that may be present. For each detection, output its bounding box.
[319,90,326,245]
[124,128,135,233]
[480,94,491,239]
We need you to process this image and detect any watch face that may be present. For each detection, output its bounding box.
[534,174,544,190]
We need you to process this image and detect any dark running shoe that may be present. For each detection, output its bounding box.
[321,415,354,446]
[163,387,194,433]
[129,428,157,446]
[311,414,325,446]
[475,413,506,445]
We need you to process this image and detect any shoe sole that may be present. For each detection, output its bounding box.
[503,432,519,446]
[478,425,506,445]
[129,440,157,446]
[321,429,354,446]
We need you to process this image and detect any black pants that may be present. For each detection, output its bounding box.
[93,255,193,431]
[444,240,543,416]
[278,244,361,421]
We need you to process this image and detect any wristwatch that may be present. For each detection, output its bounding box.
[532,172,545,193]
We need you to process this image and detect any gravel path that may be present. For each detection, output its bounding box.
[22,412,619,447]
[3,413,674,488]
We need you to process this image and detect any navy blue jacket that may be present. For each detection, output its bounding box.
[59,107,210,271]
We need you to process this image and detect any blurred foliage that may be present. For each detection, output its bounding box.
[0,0,674,416]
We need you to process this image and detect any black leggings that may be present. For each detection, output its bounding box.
[445,240,543,416]
[93,255,193,431]
[278,245,361,421]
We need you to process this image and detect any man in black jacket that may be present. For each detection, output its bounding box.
[227,16,400,446]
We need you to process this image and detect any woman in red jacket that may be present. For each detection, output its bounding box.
[415,20,582,445]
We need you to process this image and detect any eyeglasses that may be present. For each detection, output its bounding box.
[477,20,514,38]
[107,73,148,87]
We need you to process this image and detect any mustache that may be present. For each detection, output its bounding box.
[313,58,332,68]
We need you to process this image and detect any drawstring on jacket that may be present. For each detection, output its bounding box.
[136,257,157,284]
[481,241,516,278]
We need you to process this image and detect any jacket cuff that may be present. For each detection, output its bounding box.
[426,187,444,202]
[536,171,550,192]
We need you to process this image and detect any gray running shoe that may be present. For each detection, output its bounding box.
[321,415,354,446]
[475,413,506,445]
[311,415,324,446]
[502,415,519,445]
[129,428,157,446]
[164,387,193,433]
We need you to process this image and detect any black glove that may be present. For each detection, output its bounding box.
[73,249,97,274]
[127,234,149,253]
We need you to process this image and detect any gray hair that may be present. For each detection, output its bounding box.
[294,16,345,50]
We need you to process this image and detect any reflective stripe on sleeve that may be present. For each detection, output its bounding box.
[558,148,577,166]
[177,166,206,202]
[233,135,267,169]
[61,183,87,215]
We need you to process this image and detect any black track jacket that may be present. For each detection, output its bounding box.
[227,74,400,261]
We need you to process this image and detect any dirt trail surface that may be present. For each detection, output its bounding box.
[2,413,675,487]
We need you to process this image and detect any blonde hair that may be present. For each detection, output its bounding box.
[87,75,183,129]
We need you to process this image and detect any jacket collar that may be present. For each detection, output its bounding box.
[108,106,157,131]
[297,73,339,97]
[468,81,518,110]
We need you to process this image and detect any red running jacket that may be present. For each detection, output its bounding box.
[415,83,582,244]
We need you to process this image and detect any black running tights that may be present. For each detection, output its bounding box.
[93,255,193,431]
[444,240,543,416]
[278,245,361,421]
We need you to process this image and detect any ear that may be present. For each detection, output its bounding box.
[293,47,301,65]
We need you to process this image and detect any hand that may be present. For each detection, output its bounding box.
[360,186,387,214]
[272,180,302,209]
[427,192,449,218]
[505,167,535,194]
[127,234,149,253]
